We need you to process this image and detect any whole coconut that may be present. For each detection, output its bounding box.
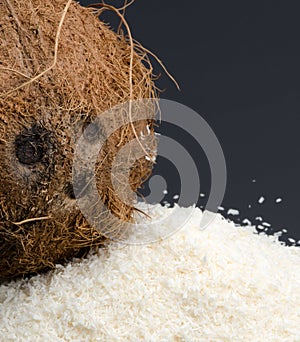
[0,0,157,281]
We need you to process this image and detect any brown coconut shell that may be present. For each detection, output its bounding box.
[0,0,157,281]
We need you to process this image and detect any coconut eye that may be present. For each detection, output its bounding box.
[64,182,76,199]
[15,125,50,165]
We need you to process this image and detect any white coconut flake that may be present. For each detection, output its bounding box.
[242,218,252,226]
[200,193,205,197]
[227,208,239,216]
[262,222,271,228]
[163,189,168,195]
[258,196,265,204]
[162,200,171,208]
[1,204,300,341]
[275,198,283,203]
[255,216,263,221]
[173,194,179,200]
[218,206,225,211]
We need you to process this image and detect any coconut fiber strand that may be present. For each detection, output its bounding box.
[0,0,157,280]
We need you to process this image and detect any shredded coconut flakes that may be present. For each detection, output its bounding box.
[0,204,299,341]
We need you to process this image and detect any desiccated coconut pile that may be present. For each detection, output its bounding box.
[1,204,300,341]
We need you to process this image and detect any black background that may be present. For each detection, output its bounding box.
[79,0,300,244]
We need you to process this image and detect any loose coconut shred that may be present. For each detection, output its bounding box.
[0,204,300,341]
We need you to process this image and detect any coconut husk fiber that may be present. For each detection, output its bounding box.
[0,0,158,281]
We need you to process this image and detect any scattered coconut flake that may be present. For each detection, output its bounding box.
[275,198,283,203]
[255,216,263,221]
[258,196,265,204]
[288,238,296,243]
[282,229,288,233]
[162,200,171,208]
[252,179,256,183]
[200,193,205,198]
[242,218,252,226]
[173,194,179,200]
[163,190,168,195]
[248,204,252,209]
[218,206,224,211]
[262,222,271,228]
[227,208,240,216]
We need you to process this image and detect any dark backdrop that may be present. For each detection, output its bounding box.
[79,0,300,244]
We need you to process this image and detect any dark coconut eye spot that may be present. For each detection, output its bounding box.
[64,182,76,199]
[15,124,51,165]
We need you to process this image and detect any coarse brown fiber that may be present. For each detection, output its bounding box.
[0,0,157,281]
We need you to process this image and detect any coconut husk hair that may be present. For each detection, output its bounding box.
[0,0,159,281]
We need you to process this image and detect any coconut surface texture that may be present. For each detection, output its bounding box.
[0,203,300,341]
[0,0,156,280]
